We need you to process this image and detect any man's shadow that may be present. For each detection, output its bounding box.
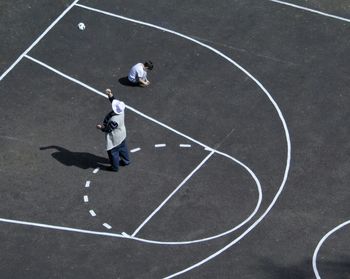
[40,146,109,170]
[118,76,138,87]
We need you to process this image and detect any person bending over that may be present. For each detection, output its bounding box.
[128,61,153,87]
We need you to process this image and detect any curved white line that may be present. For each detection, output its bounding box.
[129,149,263,244]
[26,5,291,277]
[24,54,263,242]
[269,0,350,23]
[73,4,291,278]
[312,219,350,279]
[131,151,215,237]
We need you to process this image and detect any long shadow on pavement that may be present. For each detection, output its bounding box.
[40,145,109,170]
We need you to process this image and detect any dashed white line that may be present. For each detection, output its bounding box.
[85,181,91,188]
[83,195,89,203]
[154,143,166,148]
[24,55,210,150]
[103,223,112,230]
[179,144,191,148]
[89,210,96,217]
[130,147,141,153]
[93,168,100,174]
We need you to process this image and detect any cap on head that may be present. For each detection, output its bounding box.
[144,60,153,70]
[112,100,126,114]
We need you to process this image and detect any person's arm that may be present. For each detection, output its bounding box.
[96,108,119,132]
[106,88,115,103]
[138,78,150,86]
[136,68,150,86]
[101,121,118,133]
[96,119,118,133]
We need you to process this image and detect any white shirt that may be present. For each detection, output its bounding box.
[128,63,147,83]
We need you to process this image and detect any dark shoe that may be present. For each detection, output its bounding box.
[109,166,119,172]
[119,160,130,166]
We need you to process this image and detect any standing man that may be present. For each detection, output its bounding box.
[96,89,130,171]
[128,61,153,87]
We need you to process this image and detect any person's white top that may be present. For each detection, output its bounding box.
[128,63,147,83]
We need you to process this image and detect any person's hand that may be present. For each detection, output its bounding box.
[96,124,103,129]
[106,88,113,98]
[140,79,150,87]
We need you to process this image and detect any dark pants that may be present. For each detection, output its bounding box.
[107,140,130,171]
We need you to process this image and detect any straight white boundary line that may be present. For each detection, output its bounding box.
[131,151,215,237]
[72,4,291,278]
[312,219,350,279]
[0,0,80,82]
[24,55,106,98]
[24,54,209,149]
[269,0,350,23]
[23,55,263,244]
[0,217,125,238]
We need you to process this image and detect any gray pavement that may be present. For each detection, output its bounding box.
[0,1,349,278]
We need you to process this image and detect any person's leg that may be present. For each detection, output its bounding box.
[119,140,130,166]
[108,146,120,171]
[107,150,113,165]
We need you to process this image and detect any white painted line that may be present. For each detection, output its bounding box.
[25,9,291,278]
[103,223,112,230]
[83,195,89,203]
[0,217,125,238]
[24,55,209,150]
[131,151,215,237]
[179,144,191,148]
[126,107,208,149]
[122,232,130,237]
[130,147,141,153]
[269,0,350,23]
[24,55,107,98]
[85,180,91,188]
[312,219,350,279]
[154,144,166,148]
[89,210,96,217]
[0,0,80,82]
[92,168,100,174]
[127,148,263,245]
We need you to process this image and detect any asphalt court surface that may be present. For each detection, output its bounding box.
[0,0,349,278]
